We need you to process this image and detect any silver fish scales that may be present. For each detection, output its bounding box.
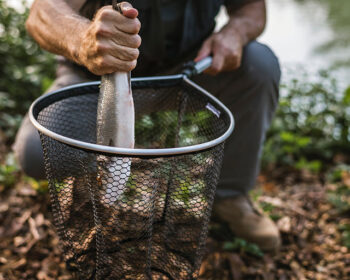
[97,72,135,205]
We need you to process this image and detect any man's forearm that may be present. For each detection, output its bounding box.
[223,0,266,45]
[26,0,89,64]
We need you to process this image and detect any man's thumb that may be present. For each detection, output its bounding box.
[120,2,138,19]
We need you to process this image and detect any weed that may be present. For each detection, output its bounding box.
[223,238,264,258]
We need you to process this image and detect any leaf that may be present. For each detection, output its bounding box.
[295,158,322,173]
[339,224,350,249]
[280,131,295,142]
[296,136,311,147]
[223,238,264,258]
[342,86,350,105]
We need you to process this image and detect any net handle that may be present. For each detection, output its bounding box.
[182,57,213,78]
[112,0,122,13]
[193,57,213,74]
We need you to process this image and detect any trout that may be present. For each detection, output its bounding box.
[97,72,134,204]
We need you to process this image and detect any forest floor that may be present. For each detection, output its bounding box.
[0,139,349,279]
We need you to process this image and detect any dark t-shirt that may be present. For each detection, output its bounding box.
[160,0,187,58]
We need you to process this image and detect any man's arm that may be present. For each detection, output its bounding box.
[195,0,266,75]
[26,0,141,75]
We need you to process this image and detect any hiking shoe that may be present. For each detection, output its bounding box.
[212,194,281,252]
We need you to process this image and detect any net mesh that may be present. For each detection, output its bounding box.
[33,78,230,279]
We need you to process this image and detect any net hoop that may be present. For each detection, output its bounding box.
[29,75,234,156]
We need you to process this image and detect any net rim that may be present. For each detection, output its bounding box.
[29,75,234,156]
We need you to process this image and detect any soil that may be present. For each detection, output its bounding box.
[0,149,349,279]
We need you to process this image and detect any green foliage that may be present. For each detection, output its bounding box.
[342,87,350,105]
[122,174,138,200]
[250,189,263,202]
[223,238,264,258]
[326,165,350,213]
[0,163,17,188]
[339,224,350,249]
[259,201,275,213]
[250,191,281,221]
[0,91,22,139]
[0,0,56,140]
[262,70,350,171]
[326,164,350,183]
[327,185,350,213]
[25,176,48,194]
[0,153,19,189]
[135,109,212,148]
[259,201,282,221]
[0,152,48,192]
[295,158,322,173]
[173,179,205,207]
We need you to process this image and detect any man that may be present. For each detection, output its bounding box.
[14,0,281,251]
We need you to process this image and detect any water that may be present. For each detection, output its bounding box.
[217,0,350,81]
[260,0,332,67]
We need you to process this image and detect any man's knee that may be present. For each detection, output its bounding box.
[13,62,94,179]
[13,115,46,179]
[241,41,281,90]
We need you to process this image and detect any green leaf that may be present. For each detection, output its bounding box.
[295,158,322,173]
[342,86,350,105]
[223,238,264,258]
[339,224,350,249]
[280,131,295,142]
[296,137,311,147]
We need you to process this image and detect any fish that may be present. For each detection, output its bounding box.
[97,72,135,206]
[97,72,134,148]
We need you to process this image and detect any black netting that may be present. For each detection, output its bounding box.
[33,78,230,279]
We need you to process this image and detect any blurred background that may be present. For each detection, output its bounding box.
[0,0,349,279]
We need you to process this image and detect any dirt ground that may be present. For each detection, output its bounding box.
[199,171,350,280]
[0,147,349,279]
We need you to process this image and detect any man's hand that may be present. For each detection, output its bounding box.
[194,28,243,76]
[194,0,266,76]
[77,2,141,75]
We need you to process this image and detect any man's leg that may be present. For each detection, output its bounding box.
[193,41,280,195]
[13,63,95,179]
[192,41,281,251]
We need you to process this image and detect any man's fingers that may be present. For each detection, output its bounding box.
[97,6,140,34]
[111,10,141,34]
[197,38,224,75]
[107,41,140,61]
[194,39,212,62]
[109,29,141,48]
[91,54,137,75]
[120,2,138,19]
[117,17,141,34]
[205,53,224,75]
[81,4,141,75]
